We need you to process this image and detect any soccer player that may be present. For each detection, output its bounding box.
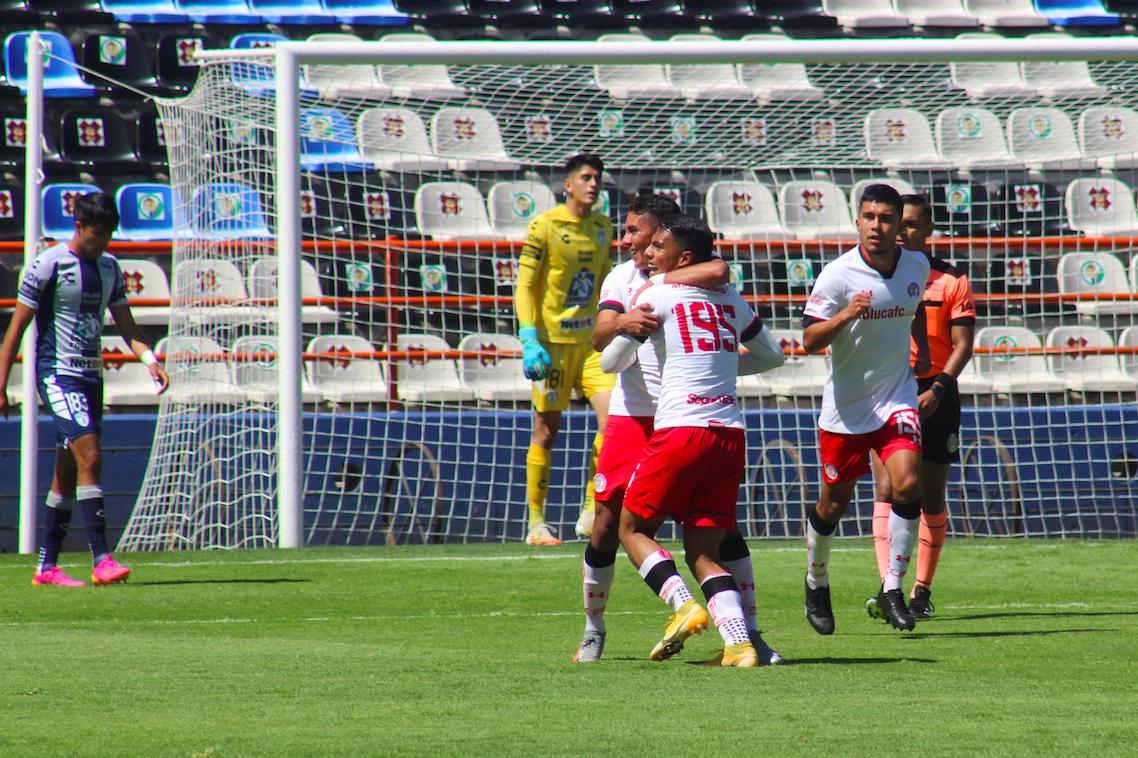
[0,192,169,587]
[800,184,931,634]
[865,194,975,621]
[514,153,614,546]
[574,195,782,666]
[600,215,785,667]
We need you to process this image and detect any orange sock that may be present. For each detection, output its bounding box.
[872,501,891,582]
[914,510,948,593]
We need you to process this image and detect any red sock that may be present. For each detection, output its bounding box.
[872,501,891,582]
[914,510,948,593]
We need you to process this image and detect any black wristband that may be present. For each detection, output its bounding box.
[931,383,946,397]
[933,371,956,394]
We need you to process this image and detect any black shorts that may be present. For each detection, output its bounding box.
[917,376,961,465]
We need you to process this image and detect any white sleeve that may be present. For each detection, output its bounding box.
[600,333,643,373]
[739,325,786,375]
[802,264,843,322]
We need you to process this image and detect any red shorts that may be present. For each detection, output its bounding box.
[818,409,922,485]
[594,415,654,505]
[623,426,746,530]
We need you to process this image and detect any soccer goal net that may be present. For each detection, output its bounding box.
[117,36,1138,551]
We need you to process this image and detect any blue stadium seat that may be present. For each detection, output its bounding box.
[300,108,369,173]
[156,34,212,94]
[1034,0,1121,25]
[100,0,190,23]
[115,183,179,241]
[81,31,167,96]
[176,0,263,24]
[249,0,338,24]
[189,183,273,240]
[322,0,410,25]
[59,108,143,173]
[42,183,102,239]
[229,33,288,97]
[4,31,97,98]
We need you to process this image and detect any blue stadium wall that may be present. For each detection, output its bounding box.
[2,404,1136,552]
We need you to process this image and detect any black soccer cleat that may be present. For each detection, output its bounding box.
[909,586,935,620]
[877,588,916,631]
[804,576,835,635]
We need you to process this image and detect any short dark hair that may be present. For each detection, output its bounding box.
[659,214,714,264]
[858,184,903,216]
[565,153,604,176]
[73,191,119,231]
[901,193,933,225]
[629,192,681,225]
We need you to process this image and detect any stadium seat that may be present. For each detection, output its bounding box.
[986,255,1060,318]
[228,33,298,98]
[1006,107,1097,172]
[0,0,35,23]
[100,0,189,23]
[777,180,858,241]
[1057,252,1138,315]
[305,335,388,403]
[664,34,752,100]
[430,108,519,172]
[1065,178,1138,236]
[456,333,530,402]
[1078,106,1138,170]
[466,0,544,24]
[0,177,24,241]
[189,183,273,240]
[175,0,262,23]
[822,0,911,27]
[115,184,179,242]
[963,0,1050,24]
[249,0,337,23]
[1021,33,1110,98]
[248,258,339,325]
[80,32,167,96]
[136,107,176,171]
[155,335,245,406]
[344,178,414,240]
[541,0,621,26]
[323,0,409,25]
[893,0,979,25]
[305,34,391,101]
[763,0,841,27]
[686,0,765,26]
[377,33,465,99]
[935,107,1025,171]
[758,329,829,397]
[172,258,259,323]
[1116,325,1138,379]
[848,178,917,210]
[929,182,994,237]
[59,108,142,173]
[704,181,786,240]
[0,107,63,174]
[156,34,210,94]
[230,335,322,404]
[414,182,502,241]
[991,180,1066,237]
[42,183,102,240]
[1045,326,1131,391]
[487,180,557,239]
[949,34,1036,99]
[108,259,172,326]
[101,336,160,406]
[736,34,825,103]
[394,333,476,402]
[301,108,370,173]
[973,325,1067,393]
[864,109,952,171]
[594,34,683,99]
[1034,0,1121,25]
[612,0,691,24]
[357,107,449,173]
[4,31,97,98]
[300,177,350,239]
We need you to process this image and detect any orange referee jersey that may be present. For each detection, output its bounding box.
[909,254,976,378]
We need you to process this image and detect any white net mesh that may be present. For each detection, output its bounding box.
[118,39,1138,550]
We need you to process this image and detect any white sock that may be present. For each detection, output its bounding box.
[884,510,919,592]
[806,522,834,590]
[638,549,693,612]
[702,574,750,646]
[583,559,615,634]
[723,555,758,633]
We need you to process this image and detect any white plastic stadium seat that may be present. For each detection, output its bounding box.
[247,258,339,325]
[1045,326,1132,393]
[357,107,450,173]
[1021,33,1109,99]
[665,34,752,100]
[1057,252,1138,316]
[1078,106,1138,171]
[305,335,388,403]
[1116,326,1138,380]
[893,0,978,26]
[394,333,476,403]
[1006,107,1097,172]
[230,335,322,405]
[949,34,1035,99]
[430,107,520,172]
[172,258,260,323]
[107,259,171,327]
[594,33,683,99]
[704,181,787,240]
[156,336,245,406]
[304,33,391,101]
[1065,178,1138,237]
[973,326,1066,394]
[778,180,858,241]
[758,329,829,397]
[864,108,953,171]
[414,181,503,241]
[100,336,159,405]
[457,333,530,402]
[955,360,993,395]
[963,0,1049,26]
[822,0,911,28]
[737,34,825,103]
[935,107,1025,172]
[487,180,558,239]
[376,32,465,100]
[848,178,917,211]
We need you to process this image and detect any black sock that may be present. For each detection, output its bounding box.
[76,485,109,564]
[37,502,73,572]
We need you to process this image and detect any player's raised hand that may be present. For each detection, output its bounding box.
[617,303,661,338]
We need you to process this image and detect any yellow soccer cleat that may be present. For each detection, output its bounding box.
[649,598,709,661]
[706,642,759,668]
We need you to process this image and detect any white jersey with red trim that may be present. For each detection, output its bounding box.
[597,259,660,417]
[633,283,762,430]
[802,245,930,435]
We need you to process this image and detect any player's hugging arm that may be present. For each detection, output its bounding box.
[657,258,729,289]
[738,321,786,375]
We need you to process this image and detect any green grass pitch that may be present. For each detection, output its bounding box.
[2,539,1136,757]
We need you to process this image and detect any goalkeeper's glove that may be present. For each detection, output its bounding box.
[518,326,551,381]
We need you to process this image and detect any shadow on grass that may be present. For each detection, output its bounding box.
[903,628,1110,640]
[130,578,311,587]
[938,610,1138,622]
[777,656,937,666]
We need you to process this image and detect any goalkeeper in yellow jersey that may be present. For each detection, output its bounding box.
[514,153,615,546]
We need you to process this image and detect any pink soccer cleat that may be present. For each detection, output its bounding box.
[91,556,131,586]
[32,566,87,587]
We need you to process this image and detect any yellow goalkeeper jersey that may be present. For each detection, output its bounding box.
[514,203,613,345]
